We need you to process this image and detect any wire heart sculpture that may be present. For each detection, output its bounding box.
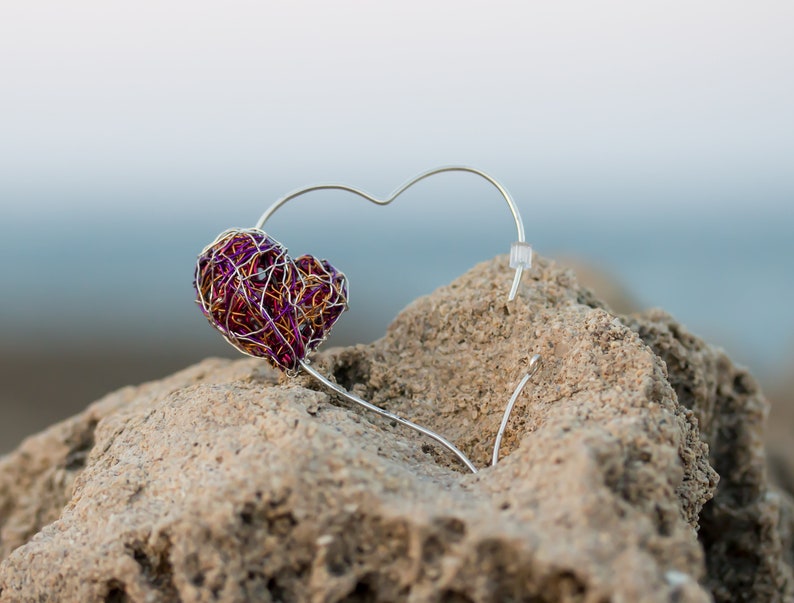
[193,167,540,473]
[195,228,348,373]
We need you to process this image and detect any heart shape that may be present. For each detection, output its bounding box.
[194,228,348,372]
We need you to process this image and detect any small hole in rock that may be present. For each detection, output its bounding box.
[104,581,129,603]
[439,590,475,603]
[63,420,98,471]
[343,575,377,602]
[239,502,256,525]
[422,535,446,564]
[266,577,288,601]
[733,373,751,395]
[330,352,371,392]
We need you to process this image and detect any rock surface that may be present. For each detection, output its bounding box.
[0,256,790,602]
[767,369,794,589]
[768,372,794,498]
[624,311,794,601]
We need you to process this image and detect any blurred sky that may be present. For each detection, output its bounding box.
[1,2,793,379]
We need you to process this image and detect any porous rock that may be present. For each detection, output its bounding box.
[0,256,788,602]
[766,369,794,584]
[624,311,793,601]
[768,371,794,497]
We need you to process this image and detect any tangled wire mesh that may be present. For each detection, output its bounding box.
[195,228,348,372]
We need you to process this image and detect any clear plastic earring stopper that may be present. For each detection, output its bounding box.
[509,241,533,270]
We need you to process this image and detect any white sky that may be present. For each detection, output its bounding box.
[1,1,793,215]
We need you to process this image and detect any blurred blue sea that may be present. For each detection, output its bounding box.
[4,184,792,379]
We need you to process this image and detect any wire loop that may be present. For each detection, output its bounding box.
[256,166,528,301]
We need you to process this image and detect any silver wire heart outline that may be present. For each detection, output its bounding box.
[252,166,540,473]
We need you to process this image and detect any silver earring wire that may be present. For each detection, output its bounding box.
[256,165,533,302]
[256,166,537,474]
[491,354,542,466]
[300,362,478,473]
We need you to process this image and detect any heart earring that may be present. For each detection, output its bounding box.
[195,166,538,473]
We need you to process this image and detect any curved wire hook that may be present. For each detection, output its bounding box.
[255,166,532,301]
[492,354,542,466]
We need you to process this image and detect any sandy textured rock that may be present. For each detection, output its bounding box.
[0,256,789,602]
[767,369,794,583]
[768,372,794,497]
[624,311,794,602]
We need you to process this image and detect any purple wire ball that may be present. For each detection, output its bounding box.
[194,228,349,372]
